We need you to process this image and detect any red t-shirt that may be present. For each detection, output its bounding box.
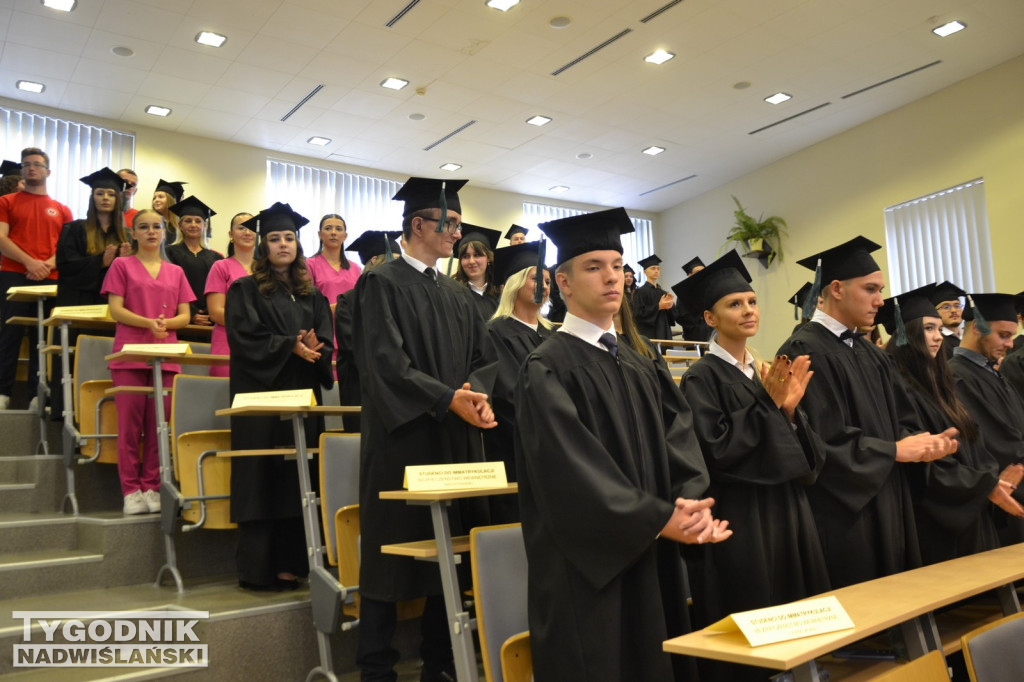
[0,191,74,279]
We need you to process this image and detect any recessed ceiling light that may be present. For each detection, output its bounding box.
[17,80,45,94]
[485,0,520,10]
[145,105,172,117]
[408,113,426,121]
[380,77,409,91]
[733,81,752,90]
[932,20,966,37]
[642,146,665,156]
[440,163,462,172]
[576,152,592,160]
[307,136,331,146]
[526,115,552,126]
[111,46,134,57]
[644,49,675,65]
[195,31,228,48]
[549,185,569,194]
[549,16,571,29]
[41,0,76,12]
[764,92,792,105]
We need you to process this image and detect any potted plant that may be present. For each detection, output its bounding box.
[724,196,788,268]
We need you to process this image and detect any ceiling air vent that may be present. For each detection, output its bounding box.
[386,0,421,28]
[748,102,831,135]
[841,60,942,99]
[280,85,324,122]
[551,29,633,76]
[423,120,477,151]
[639,174,697,196]
[640,0,684,24]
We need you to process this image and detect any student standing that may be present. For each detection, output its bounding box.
[306,213,361,309]
[453,223,501,320]
[504,224,528,245]
[632,253,675,341]
[150,179,185,245]
[930,281,966,360]
[204,212,254,378]
[165,196,222,326]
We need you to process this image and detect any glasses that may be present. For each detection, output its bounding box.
[420,217,462,233]
[21,162,48,169]
[938,303,963,312]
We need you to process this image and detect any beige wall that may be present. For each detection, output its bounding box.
[657,54,1024,355]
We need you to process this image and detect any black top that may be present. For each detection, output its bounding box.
[165,242,223,317]
[55,220,121,307]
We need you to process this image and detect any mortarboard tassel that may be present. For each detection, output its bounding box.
[968,294,990,335]
[802,258,822,320]
[436,181,447,233]
[533,239,547,304]
[894,299,909,347]
[384,234,394,262]
[446,254,454,277]
[793,300,799,321]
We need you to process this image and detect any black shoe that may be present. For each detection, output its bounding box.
[277,577,300,591]
[239,579,283,592]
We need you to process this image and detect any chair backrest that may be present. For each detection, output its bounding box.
[962,611,1024,682]
[74,335,114,414]
[180,342,211,375]
[170,375,231,480]
[471,523,528,682]
[318,432,361,566]
[320,381,345,431]
[873,650,949,681]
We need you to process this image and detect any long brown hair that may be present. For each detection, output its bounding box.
[454,240,500,298]
[251,232,314,298]
[85,189,127,255]
[617,294,657,360]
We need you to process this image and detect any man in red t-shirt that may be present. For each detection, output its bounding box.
[0,147,73,409]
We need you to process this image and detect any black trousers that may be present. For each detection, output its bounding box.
[235,517,307,586]
[357,595,453,681]
[0,271,52,399]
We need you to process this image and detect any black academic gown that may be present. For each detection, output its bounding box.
[55,220,117,307]
[940,331,960,360]
[900,384,1000,564]
[484,316,552,524]
[633,282,674,340]
[334,288,360,432]
[225,276,334,523]
[950,353,1024,544]
[165,242,223,319]
[673,303,713,342]
[469,288,499,321]
[777,322,923,589]
[1000,347,1024,403]
[353,258,496,602]
[679,355,830,630]
[515,333,708,682]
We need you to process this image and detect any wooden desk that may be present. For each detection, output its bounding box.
[664,543,1024,681]
[379,484,519,682]
[216,404,360,682]
[6,285,58,453]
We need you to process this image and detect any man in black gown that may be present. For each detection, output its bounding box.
[930,281,965,360]
[949,293,1024,544]
[516,207,730,682]
[352,178,497,681]
[632,253,675,341]
[997,293,1024,399]
[672,256,714,342]
[777,236,957,589]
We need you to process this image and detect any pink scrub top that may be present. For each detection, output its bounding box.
[306,254,361,305]
[204,257,250,371]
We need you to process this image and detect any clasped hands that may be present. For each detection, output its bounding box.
[293,328,324,362]
[661,497,731,545]
[449,382,497,429]
[895,428,959,462]
[989,463,1024,517]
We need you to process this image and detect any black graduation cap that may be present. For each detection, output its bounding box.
[493,242,546,286]
[392,177,467,217]
[623,264,635,275]
[796,236,882,284]
[504,224,528,241]
[875,283,940,344]
[154,179,187,202]
[242,202,309,237]
[788,282,813,320]
[1017,292,1024,316]
[455,224,502,254]
[638,254,662,270]
[928,280,966,306]
[670,250,752,315]
[538,207,635,266]
[963,293,1019,324]
[169,195,216,220]
[79,167,126,192]
[1,160,22,176]
[682,256,705,275]
[347,230,402,264]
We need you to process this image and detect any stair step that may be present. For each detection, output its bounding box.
[0,512,78,553]
[0,548,104,572]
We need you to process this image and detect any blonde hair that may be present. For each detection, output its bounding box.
[491,266,552,329]
[170,214,212,249]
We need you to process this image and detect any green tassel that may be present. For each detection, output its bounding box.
[436,181,447,233]
[802,258,822,320]
[968,295,990,335]
[533,239,547,304]
[894,299,909,347]
[446,255,454,276]
[384,234,394,262]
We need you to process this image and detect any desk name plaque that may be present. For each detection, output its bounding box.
[231,388,317,409]
[7,284,58,297]
[51,304,111,319]
[121,343,192,354]
[707,596,854,647]
[404,463,507,492]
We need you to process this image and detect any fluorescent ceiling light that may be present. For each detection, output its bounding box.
[41,0,76,11]
[526,115,552,126]
[642,146,665,156]
[195,31,227,48]
[764,92,792,105]
[932,20,966,37]
[549,185,569,194]
[380,77,409,91]
[17,80,45,94]
[644,49,675,65]
[307,136,331,146]
[440,163,462,172]
[485,0,520,10]
[145,105,172,117]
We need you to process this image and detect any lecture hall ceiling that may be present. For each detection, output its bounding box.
[0,0,1022,212]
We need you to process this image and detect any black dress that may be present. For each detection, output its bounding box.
[55,220,118,307]
[484,316,552,523]
[633,282,674,340]
[165,242,223,319]
[777,321,923,588]
[352,258,496,602]
[515,332,708,682]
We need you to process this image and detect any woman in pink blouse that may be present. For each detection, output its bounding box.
[102,209,194,515]
[205,212,254,377]
[305,213,361,310]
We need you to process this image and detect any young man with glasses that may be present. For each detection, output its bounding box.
[929,281,966,360]
[0,147,73,410]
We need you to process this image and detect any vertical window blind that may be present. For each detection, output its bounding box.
[522,202,655,274]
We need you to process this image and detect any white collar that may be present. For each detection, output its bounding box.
[401,252,434,274]
[469,282,486,295]
[558,312,615,351]
[511,314,538,331]
[707,340,756,379]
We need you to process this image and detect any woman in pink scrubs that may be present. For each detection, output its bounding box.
[204,212,254,377]
[305,213,361,310]
[102,209,194,515]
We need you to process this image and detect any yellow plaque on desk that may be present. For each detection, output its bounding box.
[121,343,192,354]
[707,596,853,647]
[231,388,318,409]
[403,462,507,491]
[7,284,58,297]
[51,304,111,319]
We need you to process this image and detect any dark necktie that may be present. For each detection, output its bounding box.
[424,267,436,282]
[839,329,866,342]
[599,332,619,358]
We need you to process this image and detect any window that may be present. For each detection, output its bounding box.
[1,105,135,218]
[884,179,994,294]
[521,202,655,273]
[266,160,403,255]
